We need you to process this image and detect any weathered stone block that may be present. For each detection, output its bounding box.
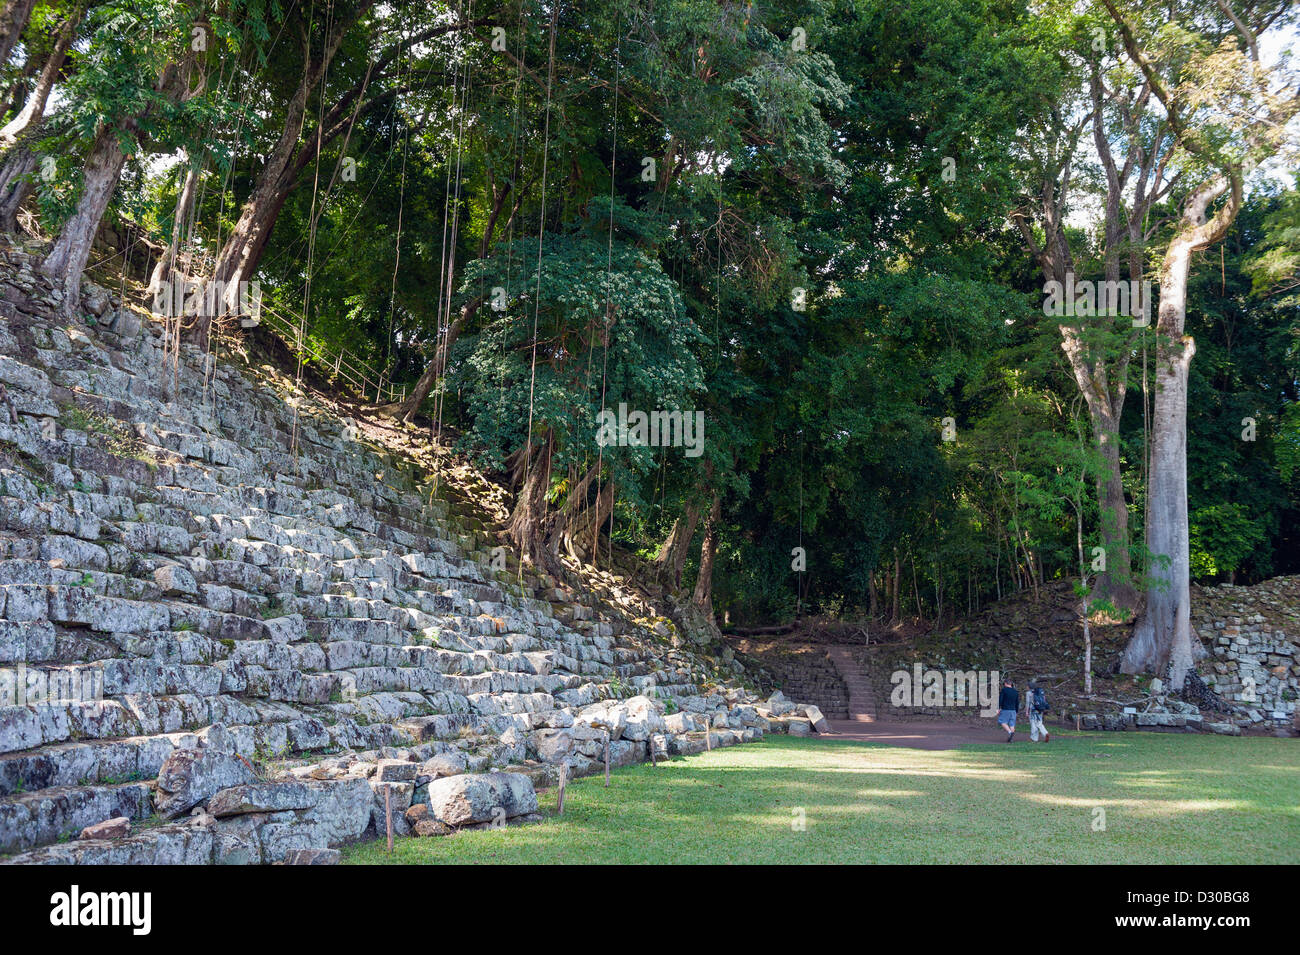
[425,772,539,827]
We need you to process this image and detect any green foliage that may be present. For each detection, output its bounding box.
[17,0,1300,623]
[1190,504,1265,580]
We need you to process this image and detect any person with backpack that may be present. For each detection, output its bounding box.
[1027,682,1051,743]
[996,678,1019,742]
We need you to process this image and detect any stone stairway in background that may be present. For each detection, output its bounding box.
[729,639,850,720]
[0,246,818,864]
[826,646,876,722]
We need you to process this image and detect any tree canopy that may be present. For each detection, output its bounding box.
[3,0,1297,654]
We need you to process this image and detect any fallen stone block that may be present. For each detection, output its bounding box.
[801,704,830,733]
[207,783,319,818]
[298,778,373,848]
[425,771,539,827]
[155,741,257,819]
[1205,721,1242,736]
[79,816,131,840]
[374,758,417,782]
[787,717,813,736]
[283,848,340,865]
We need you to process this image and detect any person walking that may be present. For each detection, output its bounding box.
[997,678,1018,742]
[1027,682,1051,742]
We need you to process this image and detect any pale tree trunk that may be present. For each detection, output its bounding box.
[39,51,195,314]
[1121,175,1241,689]
[148,154,202,294]
[40,126,127,312]
[0,0,36,66]
[692,492,722,615]
[1122,259,1194,685]
[1014,65,1173,613]
[0,3,80,148]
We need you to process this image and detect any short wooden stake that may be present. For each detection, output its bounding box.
[705,723,712,751]
[557,763,568,814]
[650,736,657,767]
[604,733,611,787]
[384,786,393,853]
[1075,714,1081,732]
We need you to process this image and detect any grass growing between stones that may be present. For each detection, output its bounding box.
[342,733,1300,864]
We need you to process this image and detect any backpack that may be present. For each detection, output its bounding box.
[1032,687,1049,712]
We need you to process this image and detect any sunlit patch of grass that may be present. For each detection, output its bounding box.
[342,734,1300,865]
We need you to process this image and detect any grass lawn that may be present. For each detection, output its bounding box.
[342,732,1300,864]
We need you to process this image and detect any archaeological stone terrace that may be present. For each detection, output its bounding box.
[0,247,827,864]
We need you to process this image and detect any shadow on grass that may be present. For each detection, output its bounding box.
[343,735,1300,865]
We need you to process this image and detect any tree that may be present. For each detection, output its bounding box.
[37,0,235,312]
[0,0,37,66]
[1102,0,1298,688]
[1011,2,1181,612]
[194,3,493,346]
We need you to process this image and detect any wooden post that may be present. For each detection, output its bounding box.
[604,732,611,787]
[557,762,567,814]
[705,724,711,751]
[384,786,393,853]
[649,735,657,767]
[1075,714,1081,732]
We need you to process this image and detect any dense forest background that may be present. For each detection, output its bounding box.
[2,0,1297,631]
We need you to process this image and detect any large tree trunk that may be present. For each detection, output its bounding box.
[691,492,722,615]
[0,3,80,148]
[40,126,127,312]
[1120,174,1241,689]
[652,504,700,590]
[542,461,607,563]
[1017,204,1139,610]
[0,0,36,66]
[1121,249,1195,685]
[195,7,365,344]
[0,139,36,232]
[40,51,193,314]
[200,101,313,340]
[505,430,561,575]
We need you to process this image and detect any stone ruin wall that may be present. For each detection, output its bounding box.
[0,246,827,864]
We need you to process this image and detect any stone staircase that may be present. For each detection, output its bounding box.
[0,247,812,863]
[826,645,876,722]
[729,640,850,720]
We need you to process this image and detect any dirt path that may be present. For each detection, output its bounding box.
[815,718,1039,750]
